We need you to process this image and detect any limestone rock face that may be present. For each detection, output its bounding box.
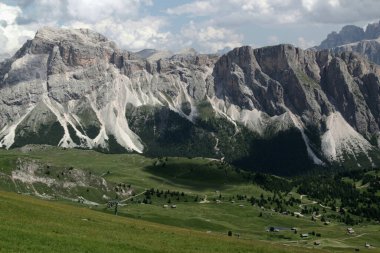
[365,21,380,40]
[0,27,379,170]
[213,44,379,164]
[214,44,380,136]
[333,38,380,66]
[318,25,366,50]
[316,21,380,65]
[0,27,217,153]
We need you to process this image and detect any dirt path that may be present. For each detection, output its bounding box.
[339,233,367,241]
[319,203,331,209]
[119,190,147,203]
[357,183,369,189]
[299,194,327,210]
[299,201,317,208]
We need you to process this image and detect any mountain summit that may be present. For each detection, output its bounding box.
[0,27,379,174]
[317,21,380,50]
[316,20,380,65]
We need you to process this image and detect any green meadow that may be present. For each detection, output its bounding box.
[0,146,379,252]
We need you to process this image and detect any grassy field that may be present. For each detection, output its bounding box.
[0,191,327,253]
[0,146,379,252]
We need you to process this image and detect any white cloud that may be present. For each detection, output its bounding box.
[167,0,303,25]
[302,0,316,12]
[328,0,340,8]
[268,35,280,45]
[297,37,315,49]
[0,0,243,55]
[167,1,216,16]
[66,0,148,23]
[0,3,36,54]
[165,0,380,50]
[0,0,168,55]
[69,17,171,51]
[302,0,380,24]
[1,0,380,56]
[0,2,20,24]
[178,21,243,53]
[167,0,380,25]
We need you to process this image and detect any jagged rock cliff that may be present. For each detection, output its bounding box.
[318,21,380,50]
[332,38,380,66]
[317,21,380,65]
[0,27,379,174]
[214,45,380,163]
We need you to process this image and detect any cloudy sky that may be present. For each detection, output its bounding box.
[0,0,379,57]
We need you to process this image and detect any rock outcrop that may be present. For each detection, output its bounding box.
[316,20,380,65]
[332,38,380,66]
[318,25,366,50]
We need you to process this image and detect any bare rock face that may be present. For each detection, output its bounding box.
[0,27,379,171]
[0,27,217,153]
[215,44,380,159]
[213,44,330,121]
[365,21,380,40]
[316,20,380,65]
[333,39,380,66]
[321,54,380,136]
[318,25,366,50]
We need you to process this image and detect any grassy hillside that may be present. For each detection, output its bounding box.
[0,146,379,252]
[0,191,324,253]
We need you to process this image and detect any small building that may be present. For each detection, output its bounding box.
[171,204,177,208]
[163,204,168,208]
[314,241,321,246]
[274,229,280,232]
[365,242,371,248]
[347,228,355,234]
[324,221,330,225]
[300,233,309,238]
[291,227,297,231]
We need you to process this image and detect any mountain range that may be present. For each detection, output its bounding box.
[316,20,380,65]
[1,24,380,175]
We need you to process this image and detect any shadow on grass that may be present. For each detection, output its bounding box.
[143,161,247,191]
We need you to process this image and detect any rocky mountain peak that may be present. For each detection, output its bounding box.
[35,27,110,45]
[340,25,365,39]
[316,20,380,66]
[0,27,379,172]
[21,27,119,56]
[318,25,365,49]
[365,20,380,39]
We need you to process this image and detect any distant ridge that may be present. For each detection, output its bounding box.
[315,20,380,65]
